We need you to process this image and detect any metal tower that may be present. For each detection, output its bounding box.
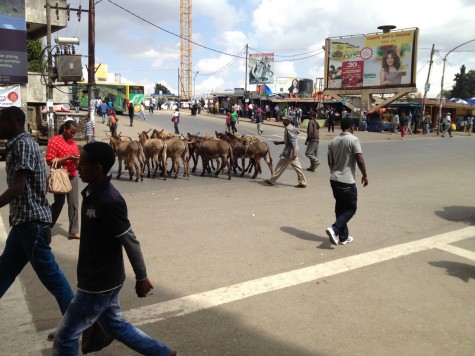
[180,0,192,101]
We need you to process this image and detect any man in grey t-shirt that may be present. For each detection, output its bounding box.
[326,117,368,246]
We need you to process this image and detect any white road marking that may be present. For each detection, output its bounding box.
[122,226,475,327]
[2,222,474,353]
[436,244,475,262]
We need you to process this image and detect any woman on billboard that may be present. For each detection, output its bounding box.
[380,49,406,85]
[288,79,299,97]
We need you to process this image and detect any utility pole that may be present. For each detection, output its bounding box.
[177,68,180,106]
[87,0,95,120]
[245,44,248,94]
[46,0,54,139]
[420,44,434,129]
[45,2,87,140]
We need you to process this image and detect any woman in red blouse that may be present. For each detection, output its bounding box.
[45,119,80,239]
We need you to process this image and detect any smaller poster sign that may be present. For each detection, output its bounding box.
[0,85,22,107]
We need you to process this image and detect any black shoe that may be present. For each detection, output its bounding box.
[47,331,55,341]
[295,183,307,188]
[306,167,315,172]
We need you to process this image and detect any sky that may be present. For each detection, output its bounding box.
[55,0,475,99]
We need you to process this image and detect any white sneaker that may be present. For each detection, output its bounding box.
[339,236,354,245]
[326,227,338,245]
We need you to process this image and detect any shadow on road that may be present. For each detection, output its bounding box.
[280,226,334,250]
[434,206,475,225]
[429,261,475,283]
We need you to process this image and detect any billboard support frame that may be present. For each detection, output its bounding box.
[324,87,416,115]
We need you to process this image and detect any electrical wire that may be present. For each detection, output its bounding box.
[200,47,247,76]
[248,46,322,58]
[106,0,245,59]
[416,61,429,74]
[106,1,325,64]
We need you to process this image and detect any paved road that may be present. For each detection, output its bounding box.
[0,110,474,355]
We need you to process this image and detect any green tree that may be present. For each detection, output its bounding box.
[154,83,171,95]
[450,65,475,99]
[26,39,44,72]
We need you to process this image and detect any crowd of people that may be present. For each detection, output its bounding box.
[1,96,473,353]
[0,106,177,355]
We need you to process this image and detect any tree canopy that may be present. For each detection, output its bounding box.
[154,83,171,95]
[26,39,44,72]
[449,65,475,99]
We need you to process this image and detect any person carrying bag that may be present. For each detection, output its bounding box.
[48,158,72,194]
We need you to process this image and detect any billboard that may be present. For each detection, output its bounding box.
[0,85,21,107]
[249,53,274,84]
[0,0,27,84]
[95,64,108,82]
[325,28,418,90]
[275,77,314,98]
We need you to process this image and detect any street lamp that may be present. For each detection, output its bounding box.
[193,71,199,102]
[437,38,475,135]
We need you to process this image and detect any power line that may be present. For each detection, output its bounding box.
[201,48,246,76]
[106,0,323,65]
[106,0,244,59]
[248,46,321,57]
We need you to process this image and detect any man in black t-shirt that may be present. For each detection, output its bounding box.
[53,142,176,356]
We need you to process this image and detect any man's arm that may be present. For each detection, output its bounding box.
[355,153,368,187]
[0,170,28,208]
[327,146,334,169]
[291,143,297,160]
[119,228,154,297]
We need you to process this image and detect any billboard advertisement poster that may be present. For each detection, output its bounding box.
[275,77,314,97]
[327,29,417,90]
[0,85,22,107]
[0,0,27,84]
[249,53,274,84]
[95,64,108,82]
[276,77,299,94]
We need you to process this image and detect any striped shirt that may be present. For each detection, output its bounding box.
[6,132,52,226]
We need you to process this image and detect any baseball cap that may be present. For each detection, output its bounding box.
[282,115,294,123]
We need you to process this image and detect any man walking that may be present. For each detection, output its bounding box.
[172,108,180,134]
[53,141,176,355]
[0,107,74,319]
[466,114,473,136]
[441,113,452,137]
[326,117,368,246]
[305,111,320,172]
[265,115,307,188]
[391,111,399,135]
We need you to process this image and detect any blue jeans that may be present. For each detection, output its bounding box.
[53,287,174,355]
[0,222,73,314]
[423,123,430,134]
[330,180,357,242]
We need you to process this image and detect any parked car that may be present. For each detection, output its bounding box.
[160,101,190,110]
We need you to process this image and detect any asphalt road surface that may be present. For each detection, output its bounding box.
[0,110,474,355]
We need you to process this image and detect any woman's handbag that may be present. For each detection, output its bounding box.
[47,158,72,194]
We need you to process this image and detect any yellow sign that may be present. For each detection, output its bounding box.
[94,64,108,82]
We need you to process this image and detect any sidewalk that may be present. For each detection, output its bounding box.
[198,110,467,142]
[91,110,468,144]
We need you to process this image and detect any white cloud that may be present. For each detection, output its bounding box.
[62,0,475,99]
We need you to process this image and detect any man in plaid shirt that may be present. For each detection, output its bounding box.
[0,107,74,321]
